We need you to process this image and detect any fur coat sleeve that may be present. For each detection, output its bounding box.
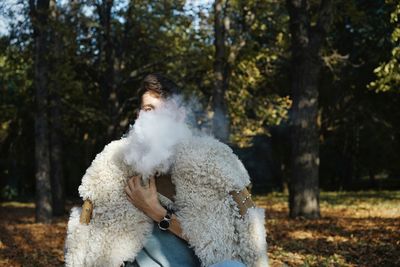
[64,135,269,267]
[171,135,269,267]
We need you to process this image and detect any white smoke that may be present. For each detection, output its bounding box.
[122,95,193,181]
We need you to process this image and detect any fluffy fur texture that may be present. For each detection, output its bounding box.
[64,134,269,267]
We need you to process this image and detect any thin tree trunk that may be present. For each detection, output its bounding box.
[287,0,333,219]
[105,0,119,139]
[97,0,119,140]
[212,0,230,143]
[49,0,65,215]
[29,0,53,223]
[50,105,64,216]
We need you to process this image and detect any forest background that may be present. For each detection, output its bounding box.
[0,0,399,266]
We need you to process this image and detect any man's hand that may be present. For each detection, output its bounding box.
[124,175,165,222]
[124,174,189,241]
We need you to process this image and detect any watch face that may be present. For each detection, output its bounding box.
[159,219,170,230]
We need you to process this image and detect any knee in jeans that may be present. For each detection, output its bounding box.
[209,260,246,267]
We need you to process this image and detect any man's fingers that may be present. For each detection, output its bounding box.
[126,193,134,204]
[124,185,136,204]
[125,185,133,196]
[150,175,155,184]
[149,175,156,190]
[128,178,134,190]
[133,175,142,187]
[128,175,140,188]
[128,174,156,191]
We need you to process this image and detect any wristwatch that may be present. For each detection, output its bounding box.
[158,208,173,231]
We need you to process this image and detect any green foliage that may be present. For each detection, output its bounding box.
[1,185,18,200]
[318,0,400,189]
[0,0,399,196]
[368,1,400,92]
[221,0,292,146]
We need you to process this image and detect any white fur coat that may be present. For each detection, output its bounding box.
[64,134,269,267]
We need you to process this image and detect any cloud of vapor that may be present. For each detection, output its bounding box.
[121,95,193,182]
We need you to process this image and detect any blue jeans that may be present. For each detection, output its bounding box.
[123,225,245,267]
[209,261,246,267]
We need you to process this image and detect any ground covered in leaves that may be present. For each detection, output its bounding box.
[1,191,399,267]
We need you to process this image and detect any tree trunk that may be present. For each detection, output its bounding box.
[287,0,333,219]
[105,0,119,139]
[212,0,230,143]
[29,0,53,223]
[49,0,65,216]
[50,105,64,216]
[97,0,119,140]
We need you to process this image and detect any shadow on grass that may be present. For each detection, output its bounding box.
[266,215,400,267]
[320,191,400,205]
[256,190,400,208]
[0,205,66,267]
[0,226,54,267]
[280,237,397,266]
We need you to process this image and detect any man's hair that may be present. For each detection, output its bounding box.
[137,73,180,105]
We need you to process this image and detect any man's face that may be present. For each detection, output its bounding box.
[138,91,164,116]
[136,91,184,122]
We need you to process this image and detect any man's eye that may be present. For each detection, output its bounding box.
[143,107,153,112]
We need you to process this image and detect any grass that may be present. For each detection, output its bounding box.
[0,191,399,267]
[257,191,400,267]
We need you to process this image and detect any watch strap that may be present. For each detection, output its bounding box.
[158,207,173,231]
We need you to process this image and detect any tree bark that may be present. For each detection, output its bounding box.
[50,104,64,216]
[49,0,65,216]
[287,0,333,219]
[96,0,119,140]
[29,0,53,223]
[212,0,230,143]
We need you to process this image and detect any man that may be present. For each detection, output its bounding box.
[64,73,269,267]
